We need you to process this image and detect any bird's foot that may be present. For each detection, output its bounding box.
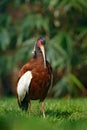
[41,101,46,118]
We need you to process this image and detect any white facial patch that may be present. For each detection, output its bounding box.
[17,71,32,103]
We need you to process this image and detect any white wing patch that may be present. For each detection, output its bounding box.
[17,71,32,103]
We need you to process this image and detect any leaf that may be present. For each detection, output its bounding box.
[53,76,71,97]
[69,73,85,90]
[0,29,10,50]
[49,0,59,8]
[77,0,87,9]
[76,27,87,40]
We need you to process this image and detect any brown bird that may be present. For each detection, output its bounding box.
[16,37,52,118]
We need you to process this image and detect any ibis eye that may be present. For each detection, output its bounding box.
[39,36,45,45]
[41,39,46,45]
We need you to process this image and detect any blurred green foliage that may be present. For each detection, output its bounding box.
[0,0,87,97]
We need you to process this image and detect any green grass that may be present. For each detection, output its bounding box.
[0,97,87,130]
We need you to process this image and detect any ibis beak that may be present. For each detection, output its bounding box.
[40,45,46,68]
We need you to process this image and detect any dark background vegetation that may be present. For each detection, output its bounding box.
[0,0,87,98]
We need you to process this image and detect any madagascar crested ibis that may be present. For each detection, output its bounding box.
[16,37,53,118]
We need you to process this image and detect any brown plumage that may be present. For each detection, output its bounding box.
[16,37,52,118]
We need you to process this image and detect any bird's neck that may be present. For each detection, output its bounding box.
[33,50,44,60]
[33,51,47,67]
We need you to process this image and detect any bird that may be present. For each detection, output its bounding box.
[16,36,53,118]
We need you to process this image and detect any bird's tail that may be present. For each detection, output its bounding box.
[18,98,28,111]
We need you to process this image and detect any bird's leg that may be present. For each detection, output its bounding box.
[41,101,45,118]
[28,102,31,115]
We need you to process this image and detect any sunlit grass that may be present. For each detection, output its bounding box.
[0,97,87,130]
